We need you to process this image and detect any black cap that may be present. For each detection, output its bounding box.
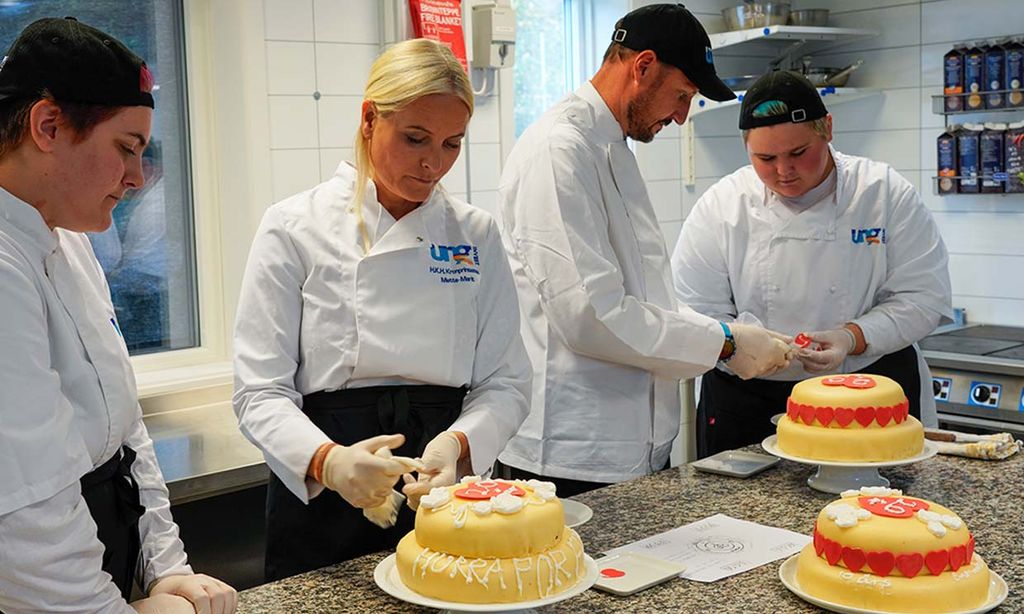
[738,71,827,130]
[611,4,735,102]
[0,17,154,108]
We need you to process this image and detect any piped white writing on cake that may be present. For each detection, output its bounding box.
[838,570,894,593]
[410,531,585,597]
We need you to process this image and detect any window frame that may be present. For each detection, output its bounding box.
[132,0,273,403]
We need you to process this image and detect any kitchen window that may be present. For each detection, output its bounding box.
[0,0,198,356]
[511,0,629,137]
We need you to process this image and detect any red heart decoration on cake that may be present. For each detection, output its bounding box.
[854,407,875,427]
[841,547,867,572]
[896,553,924,578]
[813,529,825,556]
[866,551,895,577]
[800,405,816,425]
[835,408,855,427]
[824,540,842,566]
[816,406,834,427]
[967,536,975,563]
[454,480,525,500]
[787,401,801,421]
[950,545,966,571]
[857,496,929,518]
[600,568,625,578]
[925,549,949,575]
[876,406,892,426]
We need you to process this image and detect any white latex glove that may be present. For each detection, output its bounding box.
[796,328,856,373]
[321,434,409,509]
[727,323,793,380]
[147,573,238,614]
[402,432,462,510]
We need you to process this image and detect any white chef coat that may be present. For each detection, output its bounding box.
[0,188,191,612]
[671,148,952,425]
[496,82,724,483]
[232,162,531,502]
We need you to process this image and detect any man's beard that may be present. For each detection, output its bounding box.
[626,77,666,143]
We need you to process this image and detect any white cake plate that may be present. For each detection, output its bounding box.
[562,500,593,528]
[373,553,598,613]
[761,436,938,494]
[778,553,1008,614]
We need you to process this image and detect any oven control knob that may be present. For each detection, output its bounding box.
[972,385,990,403]
[932,380,942,396]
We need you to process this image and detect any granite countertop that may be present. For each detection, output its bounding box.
[238,449,1021,613]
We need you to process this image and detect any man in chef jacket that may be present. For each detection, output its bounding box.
[671,71,952,458]
[496,4,793,495]
[0,17,235,613]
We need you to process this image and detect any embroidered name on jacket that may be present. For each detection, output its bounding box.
[851,227,886,245]
[429,243,480,283]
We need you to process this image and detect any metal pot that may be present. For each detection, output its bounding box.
[799,58,862,87]
[789,9,829,26]
[722,2,791,31]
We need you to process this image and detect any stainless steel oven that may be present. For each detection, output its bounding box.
[920,325,1024,439]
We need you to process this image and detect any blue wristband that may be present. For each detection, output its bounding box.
[719,322,736,362]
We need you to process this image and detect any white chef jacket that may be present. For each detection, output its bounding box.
[0,188,191,612]
[671,148,952,425]
[497,82,724,483]
[232,162,531,502]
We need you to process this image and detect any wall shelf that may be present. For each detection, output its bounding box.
[689,87,880,119]
[709,25,878,52]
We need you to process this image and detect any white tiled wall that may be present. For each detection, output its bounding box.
[639,0,1024,327]
[263,0,507,214]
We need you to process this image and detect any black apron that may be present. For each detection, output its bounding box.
[80,445,145,599]
[697,345,922,459]
[264,384,467,581]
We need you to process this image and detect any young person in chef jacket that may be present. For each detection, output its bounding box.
[671,71,953,458]
[0,17,236,614]
[232,38,531,581]
[494,3,793,497]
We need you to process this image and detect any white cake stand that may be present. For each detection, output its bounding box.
[373,553,598,614]
[761,435,938,494]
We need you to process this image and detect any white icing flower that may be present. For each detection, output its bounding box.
[492,491,524,514]
[527,479,557,501]
[926,520,947,537]
[941,515,963,530]
[420,487,451,509]
[471,501,493,516]
[917,510,940,523]
[825,502,872,528]
[460,475,481,484]
[842,486,902,498]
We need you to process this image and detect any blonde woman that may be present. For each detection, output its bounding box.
[233,38,531,580]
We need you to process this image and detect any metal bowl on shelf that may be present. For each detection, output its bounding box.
[788,9,829,26]
[721,2,791,31]
[798,58,863,87]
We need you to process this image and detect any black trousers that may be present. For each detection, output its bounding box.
[696,345,922,459]
[264,384,466,581]
[80,446,145,599]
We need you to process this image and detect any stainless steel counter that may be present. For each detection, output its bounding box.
[145,403,267,504]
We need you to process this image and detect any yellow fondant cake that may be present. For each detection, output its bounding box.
[777,374,924,461]
[795,487,990,613]
[395,478,586,603]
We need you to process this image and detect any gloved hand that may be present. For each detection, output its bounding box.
[146,573,238,614]
[402,431,462,510]
[727,324,793,380]
[321,434,409,508]
[795,328,856,373]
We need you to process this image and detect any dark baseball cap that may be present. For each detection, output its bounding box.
[738,71,827,130]
[0,17,154,108]
[611,4,735,102]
